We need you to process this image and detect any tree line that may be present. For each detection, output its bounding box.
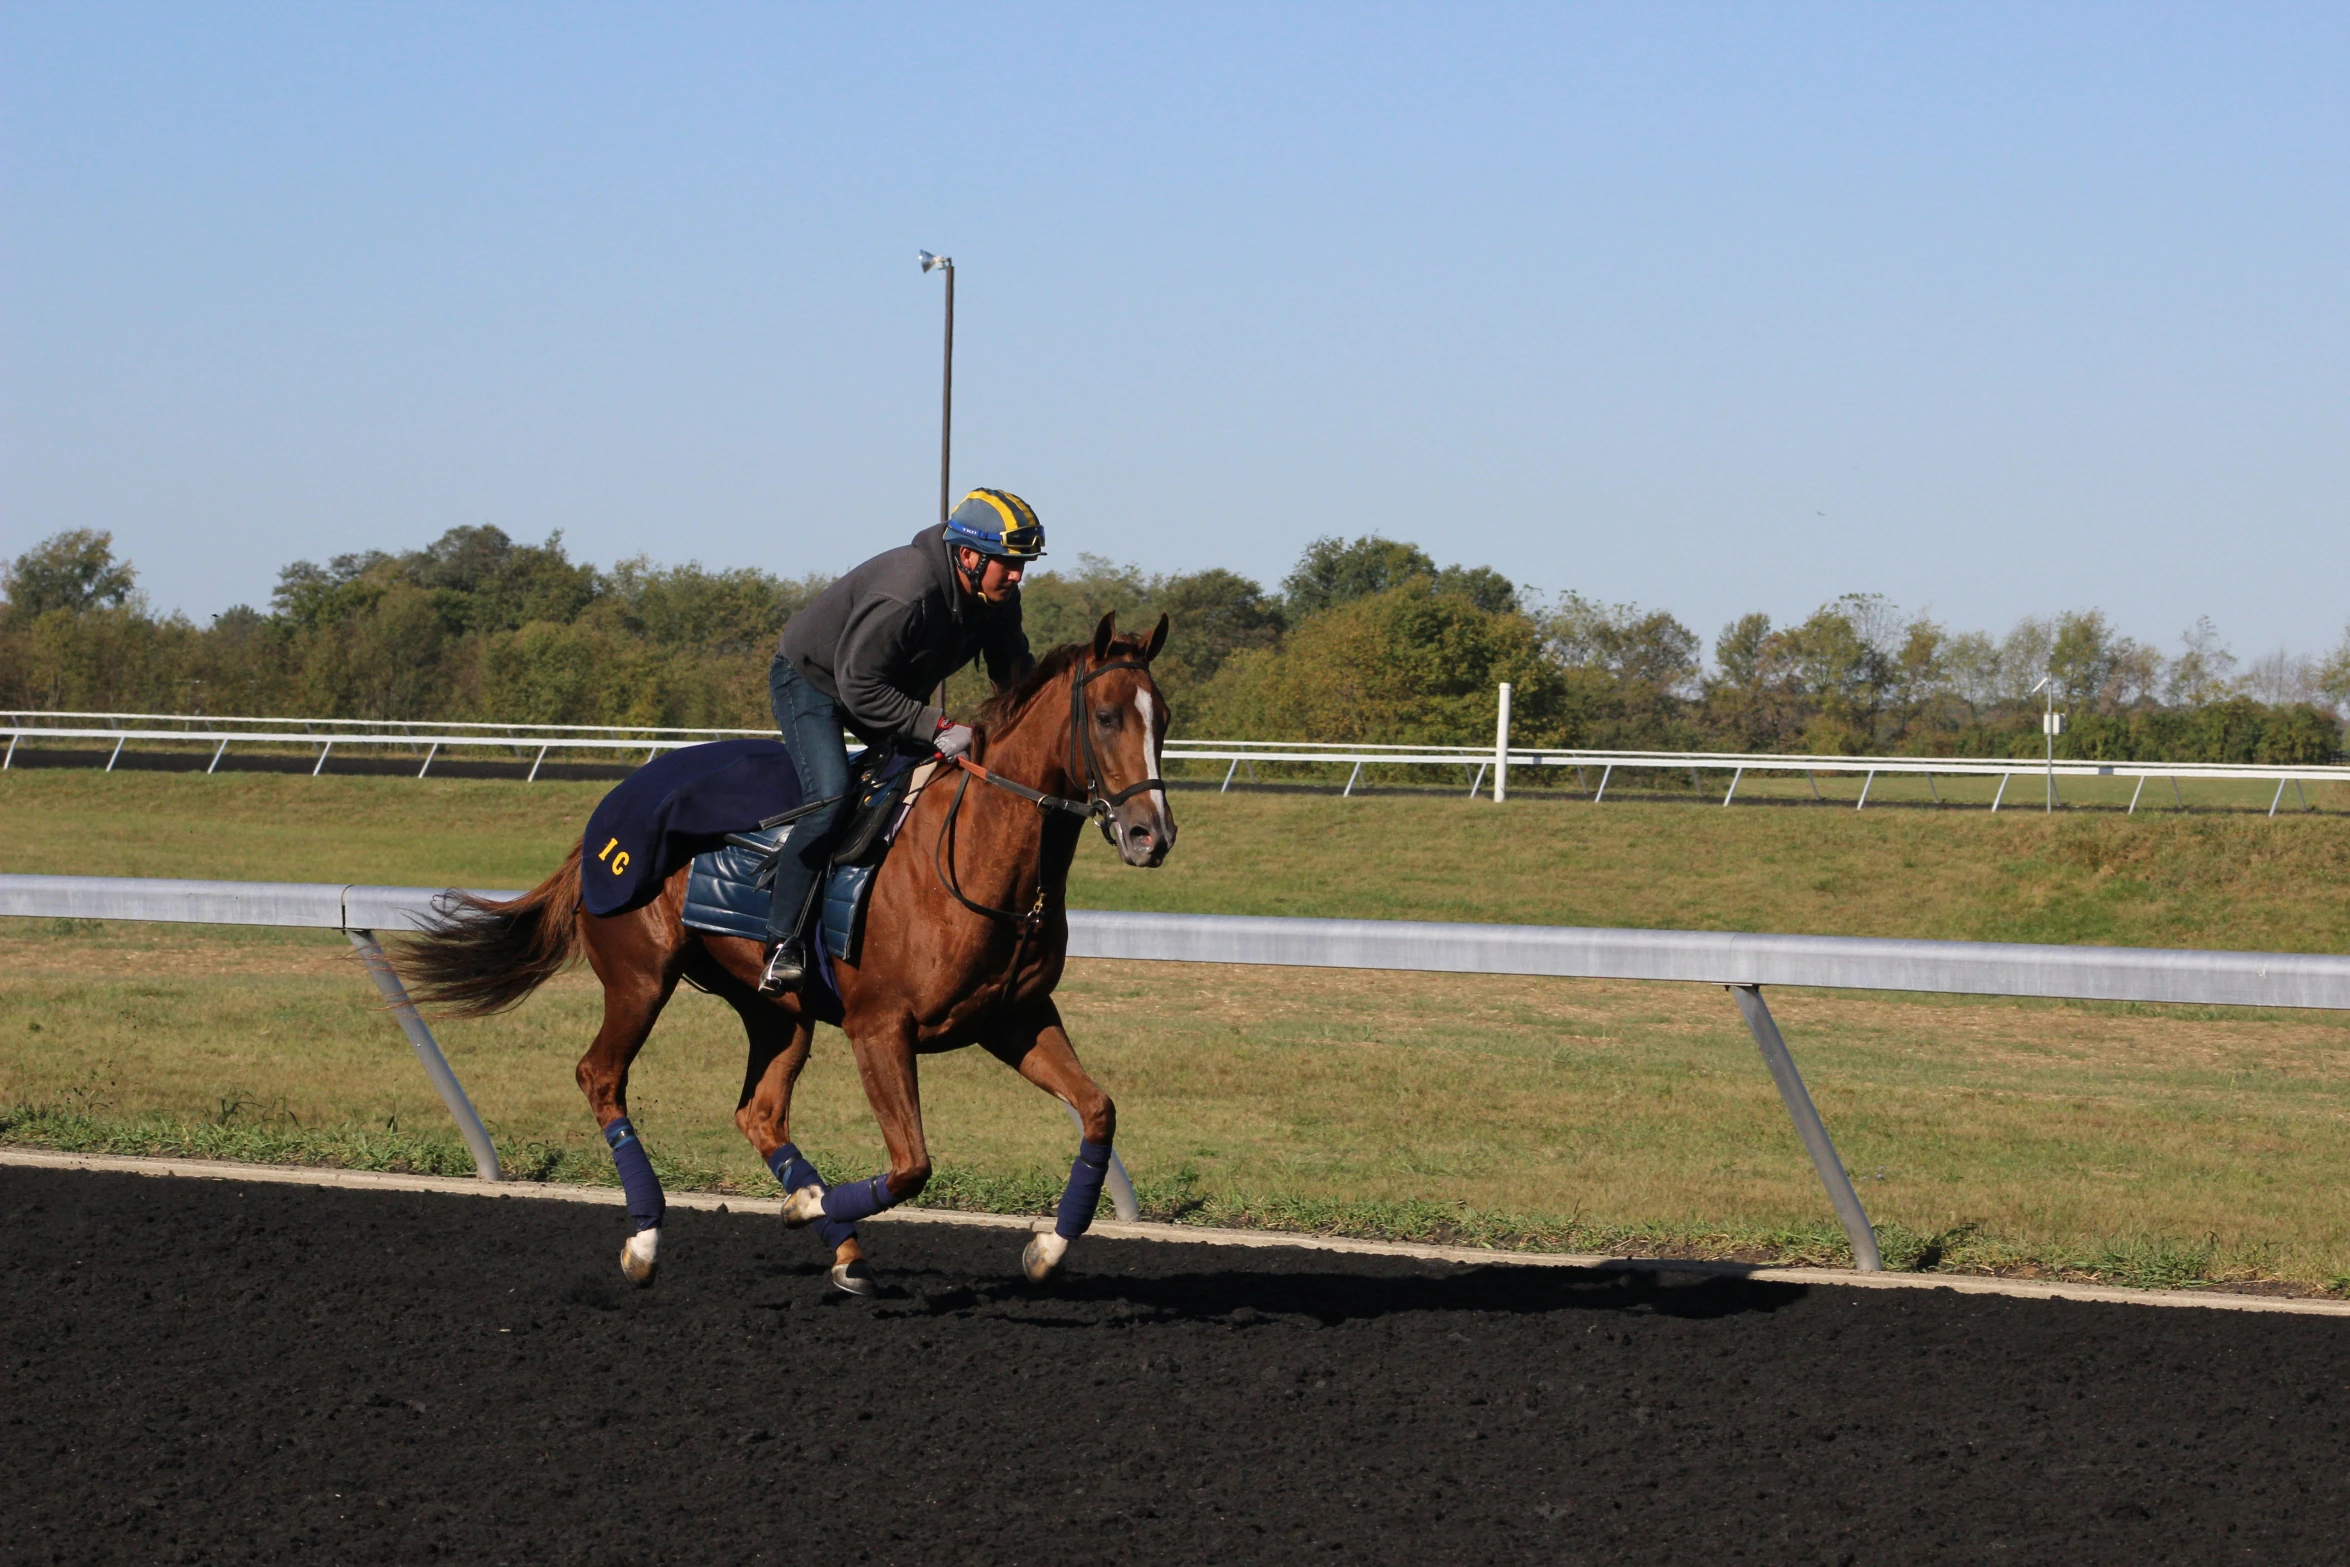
[3,526,2344,764]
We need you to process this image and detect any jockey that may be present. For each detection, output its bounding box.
[758,489,1044,992]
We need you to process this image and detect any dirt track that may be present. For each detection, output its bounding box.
[6,1167,2348,1565]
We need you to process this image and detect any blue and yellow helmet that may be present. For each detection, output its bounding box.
[945,489,1046,561]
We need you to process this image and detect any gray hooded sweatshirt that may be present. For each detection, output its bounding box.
[776,525,1034,746]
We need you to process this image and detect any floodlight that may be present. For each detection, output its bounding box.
[919,250,951,273]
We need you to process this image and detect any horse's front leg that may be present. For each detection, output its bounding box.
[982,1001,1117,1283]
[779,1012,932,1284]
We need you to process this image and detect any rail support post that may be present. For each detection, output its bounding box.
[347,928,502,1182]
[1343,761,1363,797]
[1061,1102,1139,1221]
[1728,984,1881,1272]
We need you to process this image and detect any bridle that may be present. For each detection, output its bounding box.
[932,657,1166,936]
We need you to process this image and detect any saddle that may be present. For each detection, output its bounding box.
[680,749,940,964]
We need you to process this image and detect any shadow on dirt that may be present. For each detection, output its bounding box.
[864,1259,1807,1327]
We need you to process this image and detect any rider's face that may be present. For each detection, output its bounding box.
[959,549,1025,603]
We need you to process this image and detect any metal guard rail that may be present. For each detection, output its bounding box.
[8,873,2348,1272]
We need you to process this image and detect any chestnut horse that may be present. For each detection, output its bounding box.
[392,613,1175,1293]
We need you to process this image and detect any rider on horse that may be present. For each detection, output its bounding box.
[759,489,1045,993]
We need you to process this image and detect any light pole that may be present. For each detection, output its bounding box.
[2031,674,2063,813]
[919,250,954,524]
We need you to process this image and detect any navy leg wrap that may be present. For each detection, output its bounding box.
[602,1118,665,1233]
[1055,1139,1113,1239]
[766,1143,857,1249]
[820,1172,903,1224]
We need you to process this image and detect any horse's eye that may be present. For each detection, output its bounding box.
[1094,707,1118,727]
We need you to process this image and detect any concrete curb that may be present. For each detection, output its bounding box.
[7,1145,2347,1319]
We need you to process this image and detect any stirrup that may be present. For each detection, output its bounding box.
[758,941,806,995]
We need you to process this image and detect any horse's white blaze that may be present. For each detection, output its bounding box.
[1134,690,1168,817]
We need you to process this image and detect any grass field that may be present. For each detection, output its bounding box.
[5,769,2349,1291]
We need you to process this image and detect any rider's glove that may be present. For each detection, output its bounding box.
[934,721,975,759]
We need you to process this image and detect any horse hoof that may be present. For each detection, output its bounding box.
[780,1185,826,1229]
[1022,1230,1069,1283]
[830,1260,878,1297]
[619,1227,661,1287]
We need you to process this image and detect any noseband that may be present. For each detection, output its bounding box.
[935,657,1167,933]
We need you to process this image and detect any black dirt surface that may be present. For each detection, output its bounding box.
[5,1168,2347,1566]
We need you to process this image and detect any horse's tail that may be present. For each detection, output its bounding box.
[392,845,585,1017]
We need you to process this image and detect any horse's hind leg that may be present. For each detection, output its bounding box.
[710,956,873,1294]
[983,1001,1117,1283]
[577,912,682,1285]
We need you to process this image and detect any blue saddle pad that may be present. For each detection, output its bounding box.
[677,837,876,965]
[679,755,924,966]
[679,825,789,944]
[581,739,801,917]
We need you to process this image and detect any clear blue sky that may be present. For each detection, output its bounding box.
[4,3,2344,662]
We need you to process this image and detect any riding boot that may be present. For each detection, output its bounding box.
[758,875,828,995]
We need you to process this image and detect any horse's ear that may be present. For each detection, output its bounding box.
[1142,612,1169,665]
[1091,611,1117,661]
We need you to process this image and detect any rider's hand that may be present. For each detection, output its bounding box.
[934,721,975,759]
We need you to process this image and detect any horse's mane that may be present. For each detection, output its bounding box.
[974,634,1152,735]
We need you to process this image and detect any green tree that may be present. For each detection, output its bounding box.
[1702,612,1803,750]
[1281,535,1439,618]
[599,557,827,653]
[2313,625,2349,715]
[2,530,141,624]
[1016,555,1155,652]
[1777,596,1898,753]
[2049,609,2158,713]
[1198,580,1562,745]
[1149,568,1285,687]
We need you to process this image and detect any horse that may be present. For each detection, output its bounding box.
[391,612,1176,1294]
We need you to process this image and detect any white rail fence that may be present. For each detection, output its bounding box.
[9,872,2349,1271]
[6,705,2344,811]
[1,710,769,780]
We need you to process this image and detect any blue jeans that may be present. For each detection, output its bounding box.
[764,656,856,947]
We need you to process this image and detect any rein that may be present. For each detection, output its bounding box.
[931,658,1165,938]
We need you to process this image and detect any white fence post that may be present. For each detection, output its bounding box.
[1492,682,1511,803]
